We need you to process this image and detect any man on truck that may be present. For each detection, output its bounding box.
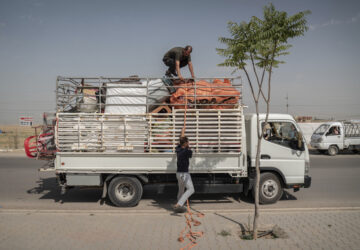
[163,46,195,81]
[173,127,194,212]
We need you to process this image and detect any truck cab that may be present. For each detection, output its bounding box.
[245,114,311,204]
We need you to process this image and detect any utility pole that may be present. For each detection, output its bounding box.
[286,93,289,114]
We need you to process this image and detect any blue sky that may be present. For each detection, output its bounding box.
[0,0,359,124]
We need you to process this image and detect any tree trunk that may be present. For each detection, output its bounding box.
[252,105,262,239]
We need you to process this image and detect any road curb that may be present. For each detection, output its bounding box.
[1,206,360,215]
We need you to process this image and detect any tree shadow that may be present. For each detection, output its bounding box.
[214,213,248,236]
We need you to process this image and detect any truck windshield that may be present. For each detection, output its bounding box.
[314,124,330,135]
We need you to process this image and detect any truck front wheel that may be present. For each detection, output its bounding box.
[108,176,143,207]
[328,145,338,156]
[254,172,283,204]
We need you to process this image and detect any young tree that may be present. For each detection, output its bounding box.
[217,4,309,239]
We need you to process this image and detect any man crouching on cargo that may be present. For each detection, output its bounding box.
[173,127,194,212]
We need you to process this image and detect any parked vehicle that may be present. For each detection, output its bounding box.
[310,121,360,156]
[25,76,311,207]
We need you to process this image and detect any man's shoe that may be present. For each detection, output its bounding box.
[173,204,186,213]
[165,70,172,77]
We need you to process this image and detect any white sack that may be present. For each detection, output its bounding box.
[104,79,170,114]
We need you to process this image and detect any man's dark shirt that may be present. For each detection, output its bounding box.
[163,47,191,63]
[176,144,193,173]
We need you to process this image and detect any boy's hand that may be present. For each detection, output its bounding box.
[181,127,185,137]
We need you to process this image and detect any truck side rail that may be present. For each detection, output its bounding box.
[56,108,243,154]
[343,122,360,137]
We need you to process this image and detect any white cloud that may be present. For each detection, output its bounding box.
[310,12,360,30]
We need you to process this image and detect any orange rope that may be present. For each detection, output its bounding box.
[178,201,205,250]
[178,81,205,250]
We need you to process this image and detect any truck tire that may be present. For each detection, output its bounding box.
[253,172,283,204]
[328,145,338,156]
[108,176,143,207]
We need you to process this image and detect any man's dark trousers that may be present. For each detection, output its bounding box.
[163,58,189,76]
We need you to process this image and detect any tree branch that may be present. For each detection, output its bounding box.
[242,60,258,102]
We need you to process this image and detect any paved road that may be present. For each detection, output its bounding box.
[0,152,359,211]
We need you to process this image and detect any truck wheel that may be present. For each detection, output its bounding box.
[253,172,283,204]
[108,176,143,207]
[328,145,338,156]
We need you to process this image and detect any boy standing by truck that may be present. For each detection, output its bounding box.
[173,127,194,212]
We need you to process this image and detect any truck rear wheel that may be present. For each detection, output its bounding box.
[253,172,283,204]
[108,176,143,207]
[328,145,338,156]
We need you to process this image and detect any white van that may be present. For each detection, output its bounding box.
[310,121,360,155]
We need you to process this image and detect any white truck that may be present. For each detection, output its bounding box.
[310,121,360,156]
[26,76,311,207]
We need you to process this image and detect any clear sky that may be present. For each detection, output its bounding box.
[0,0,359,124]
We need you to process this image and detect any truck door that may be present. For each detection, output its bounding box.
[325,125,343,150]
[260,120,305,184]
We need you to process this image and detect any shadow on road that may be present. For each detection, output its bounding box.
[280,190,297,201]
[27,177,102,204]
[26,177,298,208]
[26,177,256,209]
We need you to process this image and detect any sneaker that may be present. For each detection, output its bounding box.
[173,205,186,213]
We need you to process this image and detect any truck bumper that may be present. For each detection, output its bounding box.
[286,175,311,190]
[304,175,311,188]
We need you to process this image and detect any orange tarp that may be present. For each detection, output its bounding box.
[170,79,240,109]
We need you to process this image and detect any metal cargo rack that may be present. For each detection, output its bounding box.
[56,108,243,154]
[54,76,244,154]
[344,122,360,138]
[56,76,242,113]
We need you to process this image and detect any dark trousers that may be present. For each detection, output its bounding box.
[163,57,189,75]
